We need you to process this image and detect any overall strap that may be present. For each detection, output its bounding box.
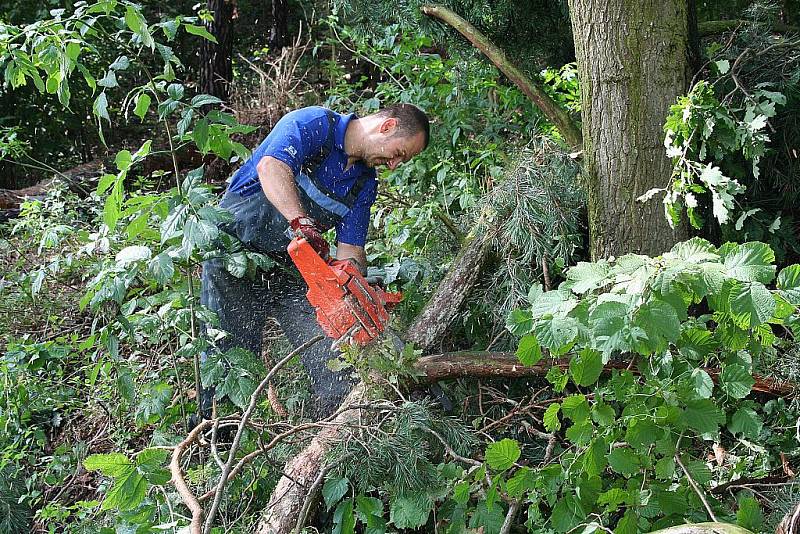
[301,110,337,175]
[300,110,368,211]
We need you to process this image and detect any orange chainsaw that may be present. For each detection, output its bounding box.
[287,236,403,347]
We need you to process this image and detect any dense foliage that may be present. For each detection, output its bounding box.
[1,0,799,533]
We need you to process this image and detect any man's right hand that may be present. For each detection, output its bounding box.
[289,216,330,259]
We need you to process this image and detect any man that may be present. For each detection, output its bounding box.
[200,104,430,417]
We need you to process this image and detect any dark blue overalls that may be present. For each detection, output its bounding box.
[200,108,376,416]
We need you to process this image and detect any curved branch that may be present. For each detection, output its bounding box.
[420,3,583,149]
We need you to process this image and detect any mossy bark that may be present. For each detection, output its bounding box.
[568,0,689,259]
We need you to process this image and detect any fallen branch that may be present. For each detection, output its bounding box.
[413,351,796,397]
[419,3,583,149]
[647,523,753,534]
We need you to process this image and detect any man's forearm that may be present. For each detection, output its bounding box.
[257,156,305,221]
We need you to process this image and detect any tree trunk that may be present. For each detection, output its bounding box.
[647,523,752,534]
[268,0,288,51]
[199,0,235,101]
[568,0,689,259]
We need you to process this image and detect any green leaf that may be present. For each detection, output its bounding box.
[689,369,714,399]
[777,264,800,304]
[93,91,110,121]
[684,459,712,484]
[184,23,219,43]
[516,334,542,366]
[136,448,169,468]
[668,237,718,263]
[607,448,640,476]
[737,496,763,531]
[583,437,608,476]
[84,453,132,477]
[453,481,470,505]
[97,69,118,88]
[506,308,533,335]
[720,241,776,283]
[684,399,725,434]
[183,215,219,250]
[224,252,248,278]
[729,407,763,439]
[534,316,578,355]
[115,149,132,171]
[506,467,535,498]
[135,382,172,425]
[485,438,520,471]
[390,492,432,529]
[635,299,681,347]
[115,245,151,266]
[569,348,603,386]
[124,6,143,33]
[565,420,593,445]
[193,118,209,152]
[133,93,151,120]
[543,403,561,431]
[469,500,505,534]
[323,477,349,511]
[567,261,611,293]
[561,394,589,422]
[728,282,776,328]
[615,511,638,534]
[102,466,147,511]
[720,364,755,399]
[191,94,223,108]
[333,499,355,534]
[550,494,584,533]
[148,253,175,285]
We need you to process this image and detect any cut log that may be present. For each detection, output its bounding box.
[255,230,497,533]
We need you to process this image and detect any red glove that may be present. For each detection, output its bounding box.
[289,216,329,259]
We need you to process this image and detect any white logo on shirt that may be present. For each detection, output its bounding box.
[284,146,297,157]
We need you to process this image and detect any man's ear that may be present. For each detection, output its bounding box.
[379,117,398,134]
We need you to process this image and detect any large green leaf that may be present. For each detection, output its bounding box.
[607,448,640,476]
[515,334,542,366]
[569,348,603,386]
[728,407,763,439]
[684,399,725,434]
[777,264,800,304]
[728,282,776,328]
[323,477,349,511]
[566,261,611,293]
[543,403,561,431]
[469,500,505,534]
[389,492,432,529]
[534,316,578,354]
[506,467,535,498]
[720,364,755,399]
[634,298,681,348]
[667,237,719,263]
[183,215,219,251]
[550,493,585,533]
[505,308,532,335]
[84,453,132,477]
[720,242,776,283]
[561,394,590,422]
[485,438,520,471]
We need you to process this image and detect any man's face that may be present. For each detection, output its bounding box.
[364,120,426,170]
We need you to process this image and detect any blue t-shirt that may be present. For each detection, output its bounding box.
[228,106,378,247]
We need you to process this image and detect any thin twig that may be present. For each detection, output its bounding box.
[499,500,520,534]
[675,453,718,522]
[202,335,324,534]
